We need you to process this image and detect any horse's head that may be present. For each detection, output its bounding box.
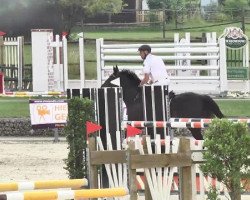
[101,65,141,88]
[102,65,142,106]
[101,66,120,87]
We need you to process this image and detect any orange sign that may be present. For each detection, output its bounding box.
[29,100,68,128]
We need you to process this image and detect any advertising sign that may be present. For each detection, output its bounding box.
[224,27,247,49]
[29,99,68,129]
[227,67,249,80]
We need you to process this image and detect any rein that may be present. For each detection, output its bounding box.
[133,91,141,102]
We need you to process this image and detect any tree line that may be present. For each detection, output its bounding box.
[0,0,123,37]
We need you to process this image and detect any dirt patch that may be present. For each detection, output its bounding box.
[0,139,68,181]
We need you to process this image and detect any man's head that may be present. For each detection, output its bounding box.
[138,45,151,60]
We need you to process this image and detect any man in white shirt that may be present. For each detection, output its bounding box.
[138,45,169,86]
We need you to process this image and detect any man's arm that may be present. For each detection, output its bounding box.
[140,73,150,86]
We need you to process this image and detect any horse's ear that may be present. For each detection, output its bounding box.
[113,65,119,75]
[169,91,176,100]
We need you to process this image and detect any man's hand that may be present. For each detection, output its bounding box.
[140,73,150,86]
[148,80,154,84]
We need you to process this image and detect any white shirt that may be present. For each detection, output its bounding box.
[143,54,169,83]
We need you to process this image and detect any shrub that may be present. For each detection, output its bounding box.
[64,97,94,178]
[201,119,250,200]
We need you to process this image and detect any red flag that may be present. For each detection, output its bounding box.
[86,121,102,135]
[0,31,6,36]
[62,31,68,37]
[126,125,142,137]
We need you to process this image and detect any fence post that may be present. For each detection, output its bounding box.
[219,37,228,95]
[162,8,166,39]
[17,36,24,91]
[96,38,103,87]
[79,35,85,89]
[241,9,245,33]
[88,137,99,193]
[0,36,3,65]
[178,138,196,200]
[128,141,138,200]
[62,36,68,91]
[142,136,152,200]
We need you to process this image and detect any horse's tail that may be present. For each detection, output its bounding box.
[203,95,224,118]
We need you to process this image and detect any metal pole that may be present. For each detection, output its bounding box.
[53,128,59,143]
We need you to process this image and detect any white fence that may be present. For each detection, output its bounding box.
[31,30,85,92]
[0,36,24,90]
[96,37,228,95]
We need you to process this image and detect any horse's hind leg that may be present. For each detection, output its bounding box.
[189,128,203,140]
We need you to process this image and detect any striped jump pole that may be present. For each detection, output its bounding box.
[0,187,128,200]
[122,118,250,129]
[0,179,88,192]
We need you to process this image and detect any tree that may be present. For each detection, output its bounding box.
[0,0,123,37]
[200,119,250,200]
[147,0,184,22]
[58,0,123,33]
[0,0,62,37]
[223,0,249,19]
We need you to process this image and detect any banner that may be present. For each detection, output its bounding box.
[29,99,68,129]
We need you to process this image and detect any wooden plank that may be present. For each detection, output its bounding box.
[90,150,126,165]
[130,152,192,169]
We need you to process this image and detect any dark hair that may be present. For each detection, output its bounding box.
[138,45,151,53]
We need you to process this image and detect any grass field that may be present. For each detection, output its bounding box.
[0,97,249,118]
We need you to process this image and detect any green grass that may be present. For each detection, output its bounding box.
[0,98,249,118]
[216,100,250,117]
[82,21,249,41]
[0,98,30,118]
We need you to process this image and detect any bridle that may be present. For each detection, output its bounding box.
[110,72,141,103]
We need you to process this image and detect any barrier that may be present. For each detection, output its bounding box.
[88,135,233,200]
[0,179,88,192]
[67,87,249,199]
[0,36,26,91]
[0,187,128,200]
[122,118,250,128]
[1,91,66,97]
[96,36,228,95]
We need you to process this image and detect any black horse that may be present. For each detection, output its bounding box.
[102,66,224,140]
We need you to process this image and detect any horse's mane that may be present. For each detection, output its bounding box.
[120,69,141,84]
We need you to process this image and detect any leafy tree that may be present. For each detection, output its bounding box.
[58,0,123,33]
[0,0,62,37]
[147,0,184,22]
[0,0,123,37]
[147,0,166,9]
[223,0,249,18]
[200,119,250,200]
[86,0,123,15]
